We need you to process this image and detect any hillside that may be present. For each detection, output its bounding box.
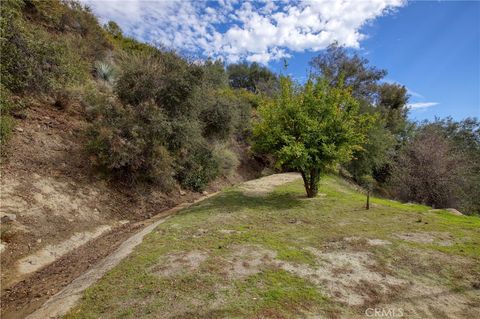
[1,1,479,318]
[52,174,480,319]
[0,0,262,310]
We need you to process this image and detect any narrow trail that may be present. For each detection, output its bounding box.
[5,173,301,319]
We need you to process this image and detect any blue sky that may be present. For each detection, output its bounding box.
[82,0,479,121]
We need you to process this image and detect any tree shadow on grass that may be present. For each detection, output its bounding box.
[190,190,306,214]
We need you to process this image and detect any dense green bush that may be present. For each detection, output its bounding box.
[1,3,58,93]
[213,144,239,178]
[114,53,164,106]
[200,94,237,140]
[0,0,108,95]
[176,145,219,191]
[167,116,204,151]
[87,96,175,188]
[0,85,15,149]
[115,52,203,116]
[1,0,255,193]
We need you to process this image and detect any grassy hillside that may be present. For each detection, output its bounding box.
[64,175,480,319]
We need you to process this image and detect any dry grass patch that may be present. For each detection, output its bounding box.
[151,250,209,277]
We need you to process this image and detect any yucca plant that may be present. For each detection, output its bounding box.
[94,61,115,85]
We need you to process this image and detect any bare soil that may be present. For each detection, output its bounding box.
[239,172,301,196]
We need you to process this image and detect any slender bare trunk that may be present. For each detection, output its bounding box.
[366,190,370,210]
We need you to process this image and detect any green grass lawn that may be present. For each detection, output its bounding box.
[64,175,480,319]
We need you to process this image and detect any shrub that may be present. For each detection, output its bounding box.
[94,61,116,84]
[389,127,464,209]
[87,97,174,188]
[167,116,204,152]
[390,120,480,215]
[0,2,56,93]
[0,85,15,149]
[0,0,100,95]
[115,52,164,106]
[213,144,239,178]
[216,88,255,139]
[200,95,237,140]
[115,52,203,118]
[176,146,218,191]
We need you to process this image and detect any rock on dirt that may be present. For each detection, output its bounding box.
[0,212,17,223]
[446,208,464,216]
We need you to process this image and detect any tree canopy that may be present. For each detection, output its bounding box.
[227,62,279,95]
[254,77,371,197]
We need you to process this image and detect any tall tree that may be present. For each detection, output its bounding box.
[253,77,370,197]
[310,43,410,184]
[389,126,466,209]
[227,62,279,96]
[375,82,409,136]
[309,42,386,103]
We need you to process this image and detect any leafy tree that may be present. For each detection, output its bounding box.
[309,42,386,103]
[202,59,228,88]
[389,126,465,210]
[346,113,395,183]
[254,77,370,197]
[375,82,409,136]
[227,62,279,96]
[310,43,410,185]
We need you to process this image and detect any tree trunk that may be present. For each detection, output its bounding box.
[366,190,370,210]
[301,169,319,198]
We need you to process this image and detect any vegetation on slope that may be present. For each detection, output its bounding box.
[1,0,478,211]
[64,176,480,318]
[0,0,271,190]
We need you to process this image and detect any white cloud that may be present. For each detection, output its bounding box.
[407,102,439,109]
[407,88,424,99]
[80,0,406,63]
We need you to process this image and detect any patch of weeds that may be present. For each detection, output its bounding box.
[0,224,16,243]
